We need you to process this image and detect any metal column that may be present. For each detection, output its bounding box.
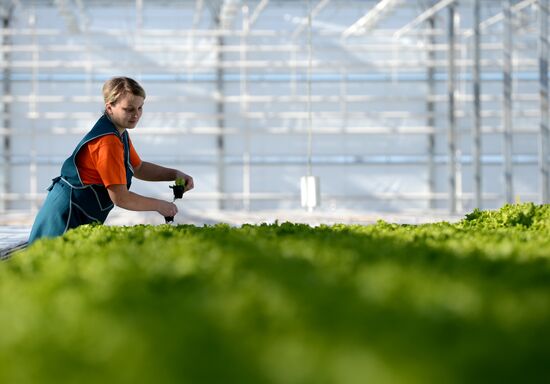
[306,0,313,179]
[1,10,12,212]
[473,0,482,208]
[30,10,38,212]
[447,4,457,214]
[216,33,226,210]
[339,67,348,133]
[539,0,549,203]
[503,0,514,204]
[241,4,250,211]
[135,0,143,65]
[427,17,437,210]
[136,0,143,30]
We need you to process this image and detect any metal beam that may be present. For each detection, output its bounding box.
[463,0,537,38]
[394,0,456,39]
[52,0,80,33]
[292,0,330,39]
[219,0,240,30]
[503,0,514,204]
[74,0,89,30]
[192,0,204,29]
[473,0,482,209]
[249,0,268,27]
[539,0,549,202]
[342,0,401,38]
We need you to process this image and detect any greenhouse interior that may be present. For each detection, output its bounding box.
[0,0,547,220]
[1,1,550,383]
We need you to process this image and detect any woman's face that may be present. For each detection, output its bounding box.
[106,93,144,132]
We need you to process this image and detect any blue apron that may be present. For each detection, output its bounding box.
[28,114,134,243]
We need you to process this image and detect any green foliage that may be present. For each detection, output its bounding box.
[1,203,550,384]
[175,177,185,187]
[460,202,549,229]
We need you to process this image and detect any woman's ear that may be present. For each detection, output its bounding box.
[105,103,112,115]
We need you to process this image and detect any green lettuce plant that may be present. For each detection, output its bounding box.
[1,203,549,383]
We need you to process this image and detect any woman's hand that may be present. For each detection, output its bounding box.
[157,200,178,218]
[107,184,178,218]
[177,171,194,192]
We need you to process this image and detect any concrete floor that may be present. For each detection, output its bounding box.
[0,226,29,259]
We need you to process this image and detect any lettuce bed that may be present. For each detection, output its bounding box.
[1,203,550,383]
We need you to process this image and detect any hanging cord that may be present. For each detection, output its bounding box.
[306,0,313,177]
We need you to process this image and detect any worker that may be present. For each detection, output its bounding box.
[28,76,194,243]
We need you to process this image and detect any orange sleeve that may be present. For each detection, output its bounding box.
[76,134,143,187]
[76,135,127,187]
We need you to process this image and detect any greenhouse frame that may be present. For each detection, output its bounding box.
[0,0,549,217]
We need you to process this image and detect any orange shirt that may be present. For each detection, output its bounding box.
[75,134,142,187]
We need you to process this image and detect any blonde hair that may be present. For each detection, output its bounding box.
[102,77,146,105]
